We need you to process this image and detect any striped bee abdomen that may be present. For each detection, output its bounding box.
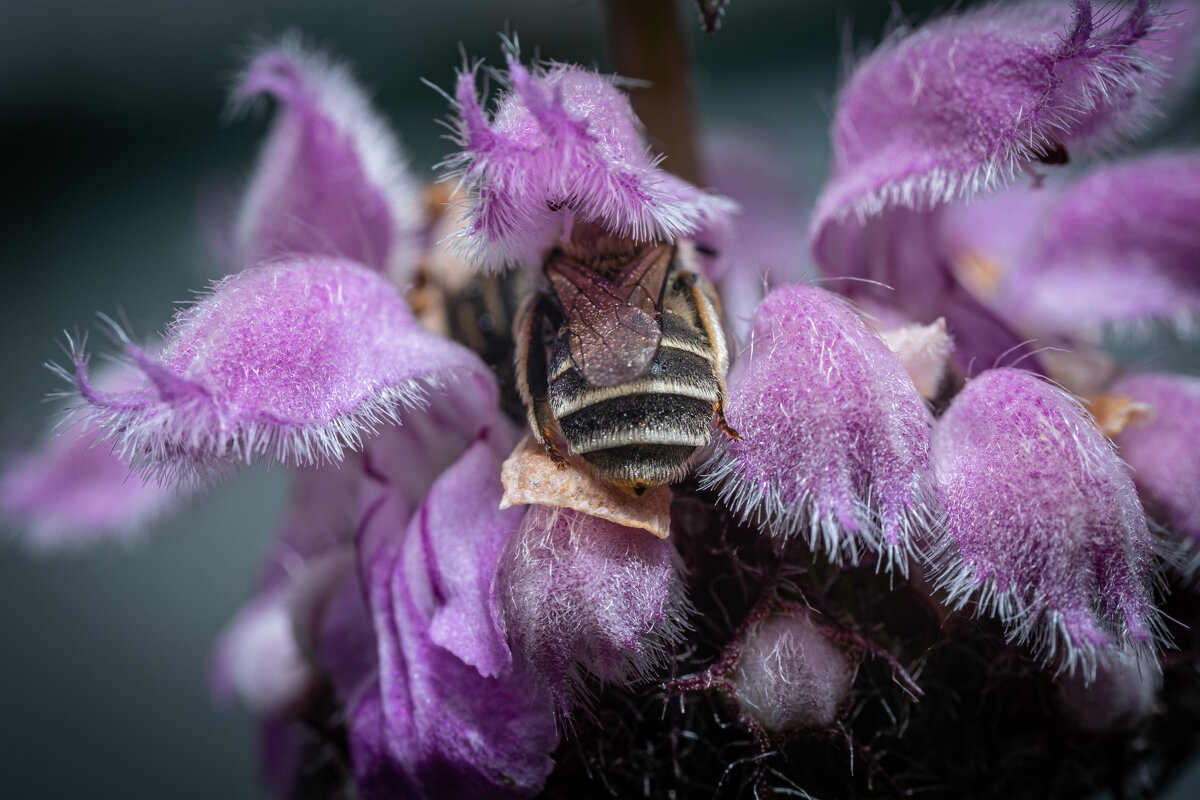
[547,311,721,489]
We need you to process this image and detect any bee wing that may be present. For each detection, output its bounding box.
[547,245,672,388]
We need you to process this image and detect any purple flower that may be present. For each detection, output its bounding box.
[803,0,1199,674]
[930,368,1160,677]
[443,36,736,271]
[4,2,1200,796]
[51,43,560,798]
[701,284,936,571]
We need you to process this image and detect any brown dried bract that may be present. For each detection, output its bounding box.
[499,435,672,539]
[1084,393,1154,439]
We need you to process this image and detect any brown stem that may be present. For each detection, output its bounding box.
[603,0,701,184]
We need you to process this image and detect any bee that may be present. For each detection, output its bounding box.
[514,227,739,495]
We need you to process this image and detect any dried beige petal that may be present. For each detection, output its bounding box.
[880,317,952,399]
[499,436,672,539]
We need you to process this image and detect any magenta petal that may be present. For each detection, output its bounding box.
[1112,372,1200,544]
[703,285,934,569]
[814,0,1170,228]
[349,444,557,799]
[996,153,1200,336]
[497,504,690,709]
[233,41,422,281]
[445,47,735,269]
[931,368,1162,677]
[408,437,524,678]
[72,257,497,478]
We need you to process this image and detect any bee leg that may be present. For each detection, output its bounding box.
[513,291,569,468]
[715,403,742,441]
[676,270,741,442]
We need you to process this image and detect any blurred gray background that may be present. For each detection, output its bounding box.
[1,1,1197,798]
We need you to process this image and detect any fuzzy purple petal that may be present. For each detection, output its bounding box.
[996,153,1200,336]
[72,257,497,479]
[814,0,1171,229]
[497,504,690,709]
[233,40,422,281]
[0,421,183,549]
[1112,372,1200,544]
[445,47,735,269]
[344,436,557,798]
[930,368,1162,677]
[701,285,935,569]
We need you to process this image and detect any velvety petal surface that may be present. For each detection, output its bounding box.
[996,153,1200,336]
[702,285,935,569]
[810,1,1188,373]
[72,257,496,478]
[233,41,422,281]
[813,0,1170,229]
[347,436,557,799]
[445,44,734,269]
[496,504,690,709]
[930,368,1161,677]
[1112,372,1200,545]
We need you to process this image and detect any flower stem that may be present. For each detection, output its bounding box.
[603,0,700,184]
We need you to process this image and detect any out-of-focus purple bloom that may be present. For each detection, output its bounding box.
[930,368,1161,676]
[989,153,1200,338]
[0,361,193,547]
[703,284,935,570]
[1054,644,1161,732]
[444,38,735,271]
[1112,373,1200,547]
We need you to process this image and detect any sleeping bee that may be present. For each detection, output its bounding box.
[514,227,739,495]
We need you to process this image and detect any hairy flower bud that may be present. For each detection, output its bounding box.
[732,612,855,733]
